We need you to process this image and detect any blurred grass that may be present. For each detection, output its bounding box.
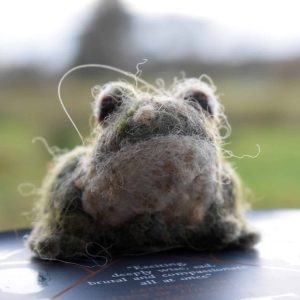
[1,77,299,231]
[228,125,300,209]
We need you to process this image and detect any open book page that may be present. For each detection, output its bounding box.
[0,210,299,300]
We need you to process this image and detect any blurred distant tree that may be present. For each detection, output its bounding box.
[73,0,131,68]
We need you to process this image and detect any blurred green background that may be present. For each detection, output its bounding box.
[1,0,300,231]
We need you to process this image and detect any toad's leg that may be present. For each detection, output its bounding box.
[184,162,260,251]
[219,162,260,248]
[27,147,96,259]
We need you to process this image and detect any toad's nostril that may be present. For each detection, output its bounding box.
[132,105,156,125]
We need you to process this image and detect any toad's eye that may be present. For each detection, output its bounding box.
[94,83,135,124]
[184,91,214,116]
[97,93,122,123]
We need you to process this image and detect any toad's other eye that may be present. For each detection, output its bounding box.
[174,79,219,118]
[184,91,213,116]
[94,83,135,123]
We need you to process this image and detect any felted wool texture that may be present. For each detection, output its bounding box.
[28,78,260,260]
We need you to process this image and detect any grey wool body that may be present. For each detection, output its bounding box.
[28,78,260,259]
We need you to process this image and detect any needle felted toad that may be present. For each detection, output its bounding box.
[28,77,260,260]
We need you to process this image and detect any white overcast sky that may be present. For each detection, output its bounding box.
[1,0,300,68]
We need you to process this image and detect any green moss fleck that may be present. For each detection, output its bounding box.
[116,119,128,134]
[127,106,137,117]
